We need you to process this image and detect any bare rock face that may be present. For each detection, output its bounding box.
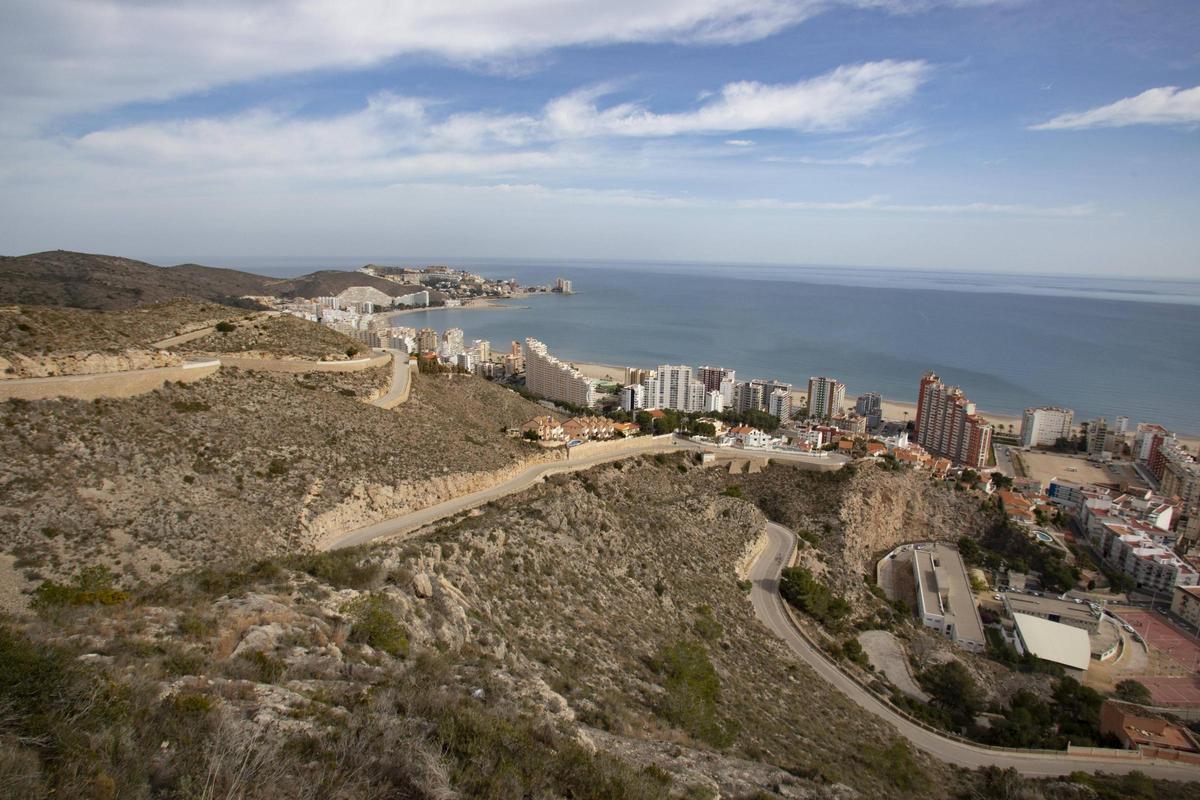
[1,348,183,379]
[412,572,434,598]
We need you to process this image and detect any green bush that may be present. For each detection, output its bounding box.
[691,605,723,642]
[651,640,737,748]
[346,594,409,658]
[292,549,380,589]
[1114,679,1153,705]
[215,321,236,333]
[34,566,128,609]
[723,485,743,498]
[779,567,850,629]
[860,741,927,793]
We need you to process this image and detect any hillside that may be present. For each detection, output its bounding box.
[4,457,1187,800]
[0,251,274,309]
[0,372,556,605]
[266,269,430,300]
[176,314,368,360]
[0,251,438,310]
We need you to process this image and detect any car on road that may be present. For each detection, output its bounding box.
[992,594,1001,601]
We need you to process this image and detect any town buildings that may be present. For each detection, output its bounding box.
[1171,585,1200,632]
[807,376,845,420]
[855,392,883,428]
[440,328,464,360]
[1157,438,1200,548]
[767,388,791,421]
[1100,701,1200,753]
[553,277,573,294]
[914,371,992,469]
[698,365,735,392]
[620,383,645,412]
[523,338,595,408]
[416,328,438,354]
[1020,406,1074,448]
[643,364,706,413]
[912,544,986,653]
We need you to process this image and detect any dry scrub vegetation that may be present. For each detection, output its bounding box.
[3,456,1189,799]
[0,372,554,594]
[177,314,367,360]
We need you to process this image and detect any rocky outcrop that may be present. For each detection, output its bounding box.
[0,348,183,378]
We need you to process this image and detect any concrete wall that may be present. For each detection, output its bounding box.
[0,360,220,401]
[218,351,391,373]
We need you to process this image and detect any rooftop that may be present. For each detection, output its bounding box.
[1012,613,1091,671]
[1004,593,1098,626]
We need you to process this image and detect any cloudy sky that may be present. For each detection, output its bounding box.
[1,1,1198,276]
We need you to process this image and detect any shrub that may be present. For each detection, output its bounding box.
[215,321,236,333]
[34,566,128,609]
[1114,679,1153,705]
[723,485,743,498]
[651,640,737,748]
[171,400,210,412]
[292,549,380,589]
[860,741,927,793]
[779,567,850,629]
[346,594,409,658]
[691,605,723,642]
[239,650,287,683]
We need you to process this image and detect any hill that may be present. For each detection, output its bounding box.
[0,251,437,310]
[0,251,274,310]
[0,371,556,601]
[265,269,431,300]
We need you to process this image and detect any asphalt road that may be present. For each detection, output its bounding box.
[323,436,688,550]
[749,521,1200,780]
[370,349,412,409]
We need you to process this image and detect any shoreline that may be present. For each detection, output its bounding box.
[571,358,1034,433]
[388,298,525,318]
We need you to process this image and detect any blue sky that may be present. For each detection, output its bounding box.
[1,1,1198,276]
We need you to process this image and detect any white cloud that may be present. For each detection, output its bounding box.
[399,182,1097,218]
[1031,85,1200,130]
[768,127,928,165]
[0,1,1000,128]
[70,60,929,178]
[725,139,755,146]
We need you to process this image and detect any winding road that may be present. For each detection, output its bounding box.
[370,349,413,409]
[748,521,1200,780]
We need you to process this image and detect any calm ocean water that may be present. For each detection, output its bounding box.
[236,258,1200,433]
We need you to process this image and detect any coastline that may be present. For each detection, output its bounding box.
[388,298,525,318]
[569,358,1023,431]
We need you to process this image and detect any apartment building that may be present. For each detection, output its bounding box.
[914,371,993,469]
[643,364,706,412]
[1020,406,1074,448]
[1171,585,1200,631]
[1094,519,1199,592]
[767,388,791,421]
[807,376,845,419]
[1158,438,1200,548]
[698,365,735,393]
[523,338,595,408]
[620,383,645,412]
[855,392,883,427]
[416,327,439,354]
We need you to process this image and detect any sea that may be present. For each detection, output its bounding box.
[235,258,1200,434]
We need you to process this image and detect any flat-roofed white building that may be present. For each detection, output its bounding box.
[1012,612,1091,675]
[912,544,986,653]
[523,338,595,409]
[1020,407,1074,448]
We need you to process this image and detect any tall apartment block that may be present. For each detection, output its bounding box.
[807,376,845,419]
[1020,406,1074,448]
[523,338,595,408]
[643,364,706,412]
[855,392,883,427]
[698,365,736,393]
[915,371,992,469]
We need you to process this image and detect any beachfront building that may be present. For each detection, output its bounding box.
[704,390,725,413]
[523,338,595,408]
[732,381,764,413]
[416,327,438,354]
[698,365,735,393]
[914,371,992,469]
[807,376,845,420]
[553,277,573,294]
[1020,406,1074,448]
[855,392,883,427]
[768,388,791,421]
[620,383,645,412]
[1134,423,1172,464]
[643,364,706,412]
[440,327,464,360]
[912,543,986,653]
